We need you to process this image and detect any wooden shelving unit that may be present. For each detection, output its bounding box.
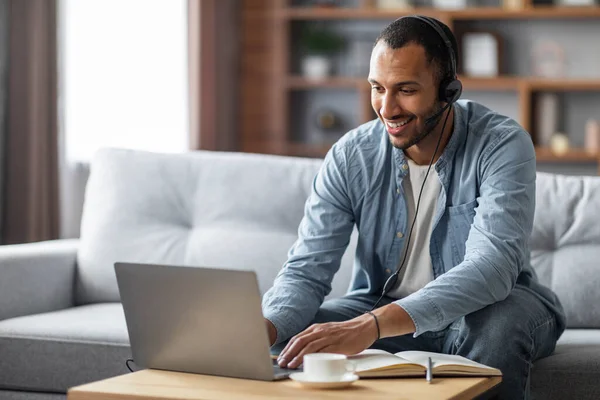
[240,1,600,173]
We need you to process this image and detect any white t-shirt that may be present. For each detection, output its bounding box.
[387,157,441,299]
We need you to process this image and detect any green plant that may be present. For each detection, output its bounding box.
[300,26,346,55]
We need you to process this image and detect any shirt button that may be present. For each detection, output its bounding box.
[385,268,391,274]
[397,232,404,238]
[402,164,408,171]
[396,188,400,194]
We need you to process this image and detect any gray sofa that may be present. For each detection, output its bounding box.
[0,148,598,399]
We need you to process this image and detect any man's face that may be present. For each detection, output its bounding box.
[368,41,442,150]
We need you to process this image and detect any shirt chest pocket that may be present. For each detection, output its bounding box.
[446,199,478,265]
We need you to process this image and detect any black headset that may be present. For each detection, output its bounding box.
[409,15,463,106]
[369,15,462,312]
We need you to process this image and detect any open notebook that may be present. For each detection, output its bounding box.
[348,349,502,378]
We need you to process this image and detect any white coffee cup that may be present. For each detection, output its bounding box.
[302,353,356,382]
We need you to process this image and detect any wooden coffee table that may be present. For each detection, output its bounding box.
[68,369,501,400]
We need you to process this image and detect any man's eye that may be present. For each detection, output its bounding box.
[371,86,383,92]
[401,89,416,94]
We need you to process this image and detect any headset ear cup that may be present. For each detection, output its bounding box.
[444,79,462,104]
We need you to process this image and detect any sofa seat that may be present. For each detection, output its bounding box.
[1,302,598,398]
[531,329,600,399]
[0,303,130,393]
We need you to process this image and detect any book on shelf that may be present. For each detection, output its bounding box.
[349,349,502,378]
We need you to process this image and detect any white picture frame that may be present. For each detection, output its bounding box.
[462,32,500,77]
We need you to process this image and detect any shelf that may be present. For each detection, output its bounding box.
[460,76,521,90]
[243,140,332,158]
[535,147,598,162]
[286,75,524,90]
[280,7,435,20]
[528,78,600,91]
[450,6,600,19]
[281,6,600,20]
[285,142,334,158]
[286,76,363,89]
[286,76,600,92]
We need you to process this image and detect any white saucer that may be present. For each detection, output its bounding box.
[289,372,359,389]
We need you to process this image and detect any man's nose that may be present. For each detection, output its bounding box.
[380,93,400,119]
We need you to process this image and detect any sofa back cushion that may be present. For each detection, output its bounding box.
[531,172,600,328]
[77,148,356,304]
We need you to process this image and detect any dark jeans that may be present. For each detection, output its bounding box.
[272,285,560,400]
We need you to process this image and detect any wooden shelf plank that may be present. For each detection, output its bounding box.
[286,76,600,92]
[528,78,600,91]
[535,147,598,162]
[285,142,333,158]
[280,7,439,20]
[451,6,600,19]
[243,140,331,158]
[286,76,364,89]
[281,6,600,20]
[286,75,522,90]
[460,76,521,90]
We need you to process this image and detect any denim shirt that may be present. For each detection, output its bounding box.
[262,99,566,345]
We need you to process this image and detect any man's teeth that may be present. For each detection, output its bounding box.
[387,118,412,128]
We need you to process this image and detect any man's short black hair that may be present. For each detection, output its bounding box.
[374,16,458,84]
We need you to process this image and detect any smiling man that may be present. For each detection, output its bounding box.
[261,16,565,400]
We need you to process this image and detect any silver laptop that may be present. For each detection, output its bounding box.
[114,262,297,381]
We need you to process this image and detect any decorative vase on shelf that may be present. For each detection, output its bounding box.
[550,133,570,156]
[302,55,331,80]
[558,0,595,6]
[376,0,413,9]
[502,0,525,9]
[531,41,566,78]
[535,93,560,147]
[299,25,345,80]
[432,0,467,9]
[585,119,600,155]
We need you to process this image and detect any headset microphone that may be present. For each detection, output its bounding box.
[424,100,453,126]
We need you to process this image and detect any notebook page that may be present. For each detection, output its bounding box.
[350,349,418,372]
[395,350,495,370]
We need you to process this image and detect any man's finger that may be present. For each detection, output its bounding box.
[278,324,320,359]
[278,324,325,360]
[287,337,331,369]
[278,329,327,367]
[278,331,309,363]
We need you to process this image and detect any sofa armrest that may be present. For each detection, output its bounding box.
[0,239,79,321]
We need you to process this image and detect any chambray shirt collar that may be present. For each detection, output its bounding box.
[436,104,466,174]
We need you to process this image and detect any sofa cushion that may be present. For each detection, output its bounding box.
[0,303,130,392]
[531,329,600,400]
[78,148,355,305]
[531,172,600,328]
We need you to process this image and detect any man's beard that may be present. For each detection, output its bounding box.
[389,102,443,150]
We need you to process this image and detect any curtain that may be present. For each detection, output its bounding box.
[0,0,8,236]
[188,0,239,152]
[3,0,59,244]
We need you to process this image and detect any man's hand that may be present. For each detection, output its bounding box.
[277,304,416,369]
[265,319,277,346]
[277,313,378,369]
